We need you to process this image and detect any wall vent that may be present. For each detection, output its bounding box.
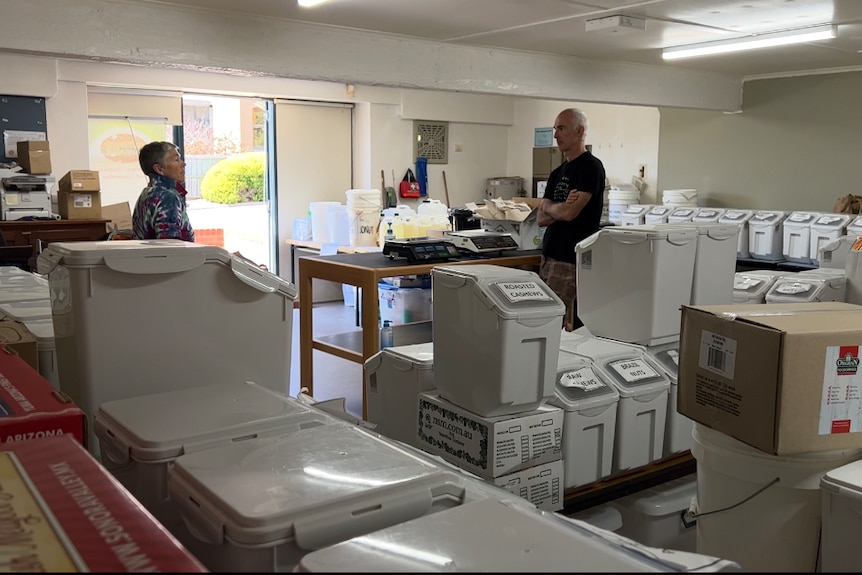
[413,120,448,164]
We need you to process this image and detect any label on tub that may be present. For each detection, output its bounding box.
[607,358,661,384]
[820,345,862,435]
[496,281,553,303]
[559,368,605,391]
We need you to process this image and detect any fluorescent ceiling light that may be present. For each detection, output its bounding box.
[298,0,329,7]
[662,25,836,60]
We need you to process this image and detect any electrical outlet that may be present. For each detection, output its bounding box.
[454,144,463,153]
[638,164,647,178]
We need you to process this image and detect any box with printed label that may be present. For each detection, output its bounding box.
[59,170,101,193]
[678,301,862,455]
[0,435,206,572]
[417,391,563,478]
[494,459,564,512]
[16,140,52,174]
[0,342,85,447]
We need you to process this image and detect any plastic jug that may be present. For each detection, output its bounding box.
[378,215,405,246]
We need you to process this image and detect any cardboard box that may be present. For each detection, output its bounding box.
[102,201,133,233]
[16,140,52,174]
[417,391,563,478]
[58,190,102,220]
[480,197,545,250]
[494,459,564,512]
[59,169,101,193]
[678,301,862,455]
[0,319,38,373]
[0,435,206,571]
[0,342,85,447]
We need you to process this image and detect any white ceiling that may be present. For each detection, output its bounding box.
[152,0,862,80]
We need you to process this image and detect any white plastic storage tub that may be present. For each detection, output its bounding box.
[810,213,852,263]
[364,342,435,448]
[846,240,862,305]
[691,207,726,224]
[782,211,819,264]
[575,224,697,347]
[667,206,696,223]
[611,474,698,552]
[644,205,671,225]
[748,210,788,261]
[166,423,474,572]
[764,275,846,304]
[718,209,755,259]
[817,235,858,269]
[0,272,48,290]
[820,459,862,572]
[94,382,338,532]
[674,223,739,305]
[21,318,58,388]
[548,349,619,489]
[645,339,693,456]
[559,334,669,473]
[0,298,52,322]
[568,503,623,532]
[732,272,776,304]
[294,498,695,572]
[846,214,862,238]
[620,204,652,227]
[37,240,297,455]
[0,284,49,305]
[692,423,862,572]
[431,264,564,417]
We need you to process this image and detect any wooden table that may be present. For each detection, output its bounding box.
[298,250,541,418]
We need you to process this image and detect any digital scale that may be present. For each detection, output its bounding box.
[382,237,461,263]
[445,230,519,253]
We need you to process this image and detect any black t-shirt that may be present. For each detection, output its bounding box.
[541,151,605,263]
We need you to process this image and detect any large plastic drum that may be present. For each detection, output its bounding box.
[691,423,862,572]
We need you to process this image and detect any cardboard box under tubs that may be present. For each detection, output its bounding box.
[678,302,862,455]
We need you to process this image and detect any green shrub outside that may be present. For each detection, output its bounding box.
[200,152,265,204]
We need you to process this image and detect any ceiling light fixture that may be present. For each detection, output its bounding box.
[662,24,836,60]
[298,0,329,7]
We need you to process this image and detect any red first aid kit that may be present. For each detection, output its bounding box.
[0,343,86,447]
[0,434,207,571]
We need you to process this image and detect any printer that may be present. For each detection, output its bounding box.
[0,175,54,220]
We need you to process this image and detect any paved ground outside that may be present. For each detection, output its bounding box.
[187,199,270,268]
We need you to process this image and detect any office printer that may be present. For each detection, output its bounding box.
[0,175,54,220]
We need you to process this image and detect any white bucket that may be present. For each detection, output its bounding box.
[691,423,862,572]
[346,189,382,247]
[607,186,640,225]
[662,189,698,207]
[309,201,340,244]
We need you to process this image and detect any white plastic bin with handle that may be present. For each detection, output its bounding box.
[691,207,726,224]
[611,474,698,552]
[810,213,851,263]
[748,210,788,261]
[718,209,755,259]
[37,240,297,456]
[764,275,846,304]
[732,272,775,304]
[346,189,382,247]
[820,459,862,572]
[644,205,671,225]
[668,223,739,305]
[620,204,652,227]
[691,423,862,572]
[667,206,696,223]
[782,211,819,264]
[644,339,693,456]
[818,235,857,269]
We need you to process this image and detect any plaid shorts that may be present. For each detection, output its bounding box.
[539,256,578,331]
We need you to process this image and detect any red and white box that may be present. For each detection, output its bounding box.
[0,343,86,447]
[0,434,207,571]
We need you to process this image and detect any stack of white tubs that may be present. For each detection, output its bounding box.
[619,204,653,227]
[782,211,820,264]
[748,210,788,261]
[36,240,298,456]
[364,342,434,448]
[644,205,671,224]
[575,224,698,346]
[809,213,852,265]
[558,332,670,473]
[426,264,566,510]
[718,209,755,259]
[670,222,739,305]
[548,348,619,488]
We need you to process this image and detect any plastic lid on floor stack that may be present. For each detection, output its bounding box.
[765,275,846,304]
[733,272,775,304]
[0,299,52,322]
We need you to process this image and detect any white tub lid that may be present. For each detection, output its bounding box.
[719,209,754,223]
[431,265,565,321]
[167,424,466,549]
[646,342,680,382]
[733,274,773,297]
[0,274,48,289]
[821,459,862,492]
[551,351,619,409]
[37,240,296,299]
[21,318,53,341]
[94,382,335,463]
[595,224,698,246]
[847,216,862,232]
[295,498,679,572]
[812,214,851,228]
[0,266,31,275]
[612,475,697,517]
[558,334,645,360]
[597,354,669,395]
[645,206,670,216]
[0,286,50,304]
[0,299,52,321]
[750,211,786,224]
[383,342,434,368]
[766,278,822,301]
[785,211,818,225]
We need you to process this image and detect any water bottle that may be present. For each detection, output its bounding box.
[380,320,394,349]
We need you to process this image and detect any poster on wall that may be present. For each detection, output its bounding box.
[88,118,170,207]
